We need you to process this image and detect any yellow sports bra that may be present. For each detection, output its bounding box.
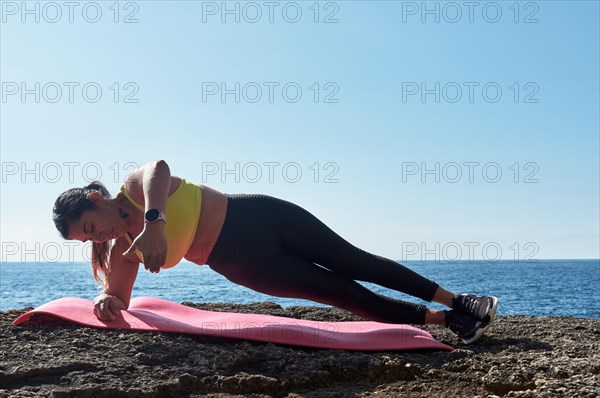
[119,178,202,269]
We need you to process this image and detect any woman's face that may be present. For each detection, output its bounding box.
[68,193,128,243]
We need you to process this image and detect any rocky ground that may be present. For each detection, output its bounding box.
[1,302,599,398]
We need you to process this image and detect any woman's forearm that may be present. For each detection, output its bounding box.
[104,261,139,308]
[104,238,141,308]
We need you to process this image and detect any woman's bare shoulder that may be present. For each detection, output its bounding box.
[122,171,182,204]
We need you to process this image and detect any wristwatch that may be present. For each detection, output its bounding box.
[144,208,167,224]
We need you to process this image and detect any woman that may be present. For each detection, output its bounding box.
[53,160,498,344]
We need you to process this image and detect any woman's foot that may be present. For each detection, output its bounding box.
[444,310,486,344]
[452,294,499,324]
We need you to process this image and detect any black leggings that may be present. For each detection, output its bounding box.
[205,194,440,325]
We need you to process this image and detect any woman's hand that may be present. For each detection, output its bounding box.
[123,221,167,273]
[93,293,127,321]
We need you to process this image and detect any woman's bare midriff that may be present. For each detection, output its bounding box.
[115,179,228,266]
[183,184,228,265]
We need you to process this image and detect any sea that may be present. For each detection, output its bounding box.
[0,260,598,319]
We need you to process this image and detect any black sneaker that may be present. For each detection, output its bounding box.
[452,294,499,324]
[444,310,486,345]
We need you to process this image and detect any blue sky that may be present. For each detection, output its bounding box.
[1,1,598,262]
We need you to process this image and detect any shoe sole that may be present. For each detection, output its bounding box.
[480,296,499,332]
[461,322,486,345]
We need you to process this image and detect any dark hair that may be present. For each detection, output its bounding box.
[53,180,112,288]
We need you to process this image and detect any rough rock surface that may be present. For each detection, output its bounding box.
[1,302,599,397]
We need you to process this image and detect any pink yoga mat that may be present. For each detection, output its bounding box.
[14,296,453,351]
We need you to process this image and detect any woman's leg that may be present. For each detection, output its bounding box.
[208,252,445,325]
[270,197,454,305]
[206,194,446,325]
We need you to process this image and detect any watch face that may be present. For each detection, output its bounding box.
[145,208,160,222]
